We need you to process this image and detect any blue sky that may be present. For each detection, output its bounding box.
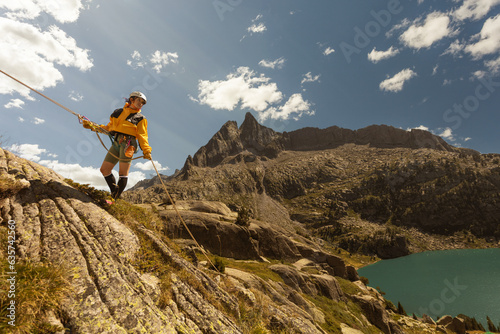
[1,0,500,189]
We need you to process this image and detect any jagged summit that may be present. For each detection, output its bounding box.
[239,112,281,153]
[184,112,464,169]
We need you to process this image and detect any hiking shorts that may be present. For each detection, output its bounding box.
[104,134,138,165]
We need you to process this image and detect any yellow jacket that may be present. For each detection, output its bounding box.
[101,103,152,154]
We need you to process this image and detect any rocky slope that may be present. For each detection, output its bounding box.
[0,147,447,334]
[0,148,245,333]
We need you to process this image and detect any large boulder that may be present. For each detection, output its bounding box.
[351,295,403,334]
[269,265,344,301]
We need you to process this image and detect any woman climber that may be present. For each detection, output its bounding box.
[83,91,152,199]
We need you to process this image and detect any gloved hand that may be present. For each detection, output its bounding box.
[143,151,152,160]
[82,120,93,130]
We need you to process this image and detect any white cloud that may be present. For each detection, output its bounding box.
[248,22,267,34]
[301,72,321,85]
[0,1,41,21]
[485,55,500,73]
[323,47,335,56]
[470,70,487,79]
[39,160,146,190]
[379,68,417,93]
[8,143,47,162]
[453,0,500,21]
[408,126,458,142]
[253,14,263,22]
[420,97,429,104]
[443,79,453,85]
[465,14,500,59]
[127,50,179,73]
[150,51,179,73]
[432,64,439,75]
[0,0,87,23]
[442,39,466,57]
[367,46,400,63]
[69,90,83,102]
[400,12,457,49]
[33,117,45,125]
[0,17,93,98]
[438,127,455,141]
[4,99,25,109]
[127,50,146,69]
[197,67,283,112]
[196,67,314,122]
[18,117,25,122]
[407,125,430,131]
[259,57,286,69]
[386,18,411,38]
[258,94,314,122]
[134,160,169,172]
[465,137,472,141]
[241,14,266,40]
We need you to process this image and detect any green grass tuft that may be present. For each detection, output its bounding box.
[0,259,72,334]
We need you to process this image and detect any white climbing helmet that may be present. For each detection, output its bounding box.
[130,91,147,104]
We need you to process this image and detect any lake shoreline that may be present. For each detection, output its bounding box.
[346,217,500,269]
[358,248,500,330]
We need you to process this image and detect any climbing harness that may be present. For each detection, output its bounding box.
[0,69,219,272]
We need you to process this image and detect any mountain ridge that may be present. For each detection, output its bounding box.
[184,112,472,170]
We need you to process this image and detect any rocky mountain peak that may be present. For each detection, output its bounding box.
[239,112,282,157]
[239,112,274,143]
[191,120,243,167]
[185,113,467,170]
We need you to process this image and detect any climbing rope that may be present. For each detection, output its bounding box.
[1,69,81,118]
[150,160,218,271]
[0,69,219,272]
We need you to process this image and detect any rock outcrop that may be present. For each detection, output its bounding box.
[158,200,353,280]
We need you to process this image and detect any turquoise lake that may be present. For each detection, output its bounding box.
[357,248,500,328]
